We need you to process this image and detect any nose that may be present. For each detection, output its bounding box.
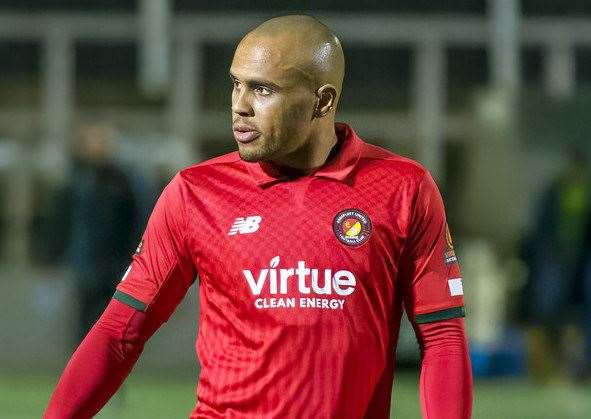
[232,88,254,117]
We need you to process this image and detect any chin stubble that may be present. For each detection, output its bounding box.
[238,138,279,162]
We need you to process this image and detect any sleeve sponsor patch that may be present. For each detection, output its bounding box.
[444,223,458,265]
[448,277,464,296]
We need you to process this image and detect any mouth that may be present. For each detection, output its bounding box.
[233,124,261,144]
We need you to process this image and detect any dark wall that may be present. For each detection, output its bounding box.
[2,1,591,16]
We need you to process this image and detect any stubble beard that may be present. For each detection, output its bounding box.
[237,136,280,162]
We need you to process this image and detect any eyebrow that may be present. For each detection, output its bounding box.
[229,72,283,90]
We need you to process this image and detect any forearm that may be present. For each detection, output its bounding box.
[44,300,147,418]
[416,318,473,419]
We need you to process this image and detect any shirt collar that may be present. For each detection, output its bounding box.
[244,122,364,187]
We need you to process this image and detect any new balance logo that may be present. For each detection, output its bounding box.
[228,215,262,235]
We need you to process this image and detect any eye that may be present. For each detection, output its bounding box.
[254,85,272,96]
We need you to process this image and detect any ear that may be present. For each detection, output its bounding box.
[314,84,337,118]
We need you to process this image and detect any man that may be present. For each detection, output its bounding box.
[523,150,590,381]
[43,123,138,343]
[45,15,472,418]
[579,205,591,383]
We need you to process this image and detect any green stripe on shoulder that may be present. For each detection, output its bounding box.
[113,290,147,312]
[415,306,465,324]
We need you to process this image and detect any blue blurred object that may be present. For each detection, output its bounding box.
[470,329,527,377]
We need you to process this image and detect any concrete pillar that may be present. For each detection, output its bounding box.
[414,39,445,182]
[3,143,32,267]
[464,0,523,245]
[41,26,74,177]
[138,0,171,97]
[489,0,520,91]
[545,40,575,99]
[170,34,202,164]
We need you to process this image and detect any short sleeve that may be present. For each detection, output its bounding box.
[401,171,465,324]
[114,173,196,318]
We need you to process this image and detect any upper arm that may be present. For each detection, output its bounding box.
[114,173,196,323]
[400,171,465,325]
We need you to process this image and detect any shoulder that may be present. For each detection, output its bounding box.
[357,141,430,186]
[180,150,242,174]
[151,151,242,202]
[175,151,244,185]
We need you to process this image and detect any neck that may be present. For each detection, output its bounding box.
[270,123,337,175]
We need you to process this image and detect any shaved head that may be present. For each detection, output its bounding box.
[230,15,346,168]
[241,15,345,100]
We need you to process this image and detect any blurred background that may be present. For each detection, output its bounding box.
[1,1,590,418]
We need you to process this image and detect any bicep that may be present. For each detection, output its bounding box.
[400,172,465,324]
[114,174,196,321]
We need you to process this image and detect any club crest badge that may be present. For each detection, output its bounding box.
[333,209,372,246]
[444,224,458,265]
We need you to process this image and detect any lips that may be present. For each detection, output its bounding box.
[233,124,261,144]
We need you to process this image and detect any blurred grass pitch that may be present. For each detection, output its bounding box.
[0,372,589,418]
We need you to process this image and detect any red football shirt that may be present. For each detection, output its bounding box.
[115,123,465,418]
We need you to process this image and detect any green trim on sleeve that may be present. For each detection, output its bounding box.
[414,306,465,324]
[113,290,147,312]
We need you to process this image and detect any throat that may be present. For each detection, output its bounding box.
[269,131,339,175]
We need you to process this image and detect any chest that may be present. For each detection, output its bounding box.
[185,177,410,323]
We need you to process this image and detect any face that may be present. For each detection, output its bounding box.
[230,37,318,163]
[78,125,114,164]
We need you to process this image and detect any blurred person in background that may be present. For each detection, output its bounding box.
[44,123,139,343]
[45,15,472,419]
[578,200,591,383]
[523,149,590,382]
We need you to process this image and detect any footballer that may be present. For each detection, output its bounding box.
[45,15,473,418]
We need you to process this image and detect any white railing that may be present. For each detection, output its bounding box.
[1,12,589,173]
